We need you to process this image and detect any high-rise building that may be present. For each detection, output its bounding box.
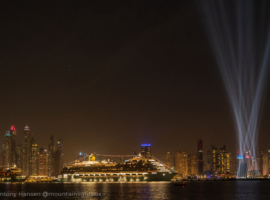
[141,144,151,157]
[212,145,217,174]
[3,130,12,166]
[207,150,211,169]
[48,135,55,176]
[54,139,63,174]
[23,126,31,176]
[38,148,47,175]
[230,153,238,176]
[30,138,38,176]
[164,152,171,168]
[197,139,203,175]
[190,154,198,175]
[203,150,211,174]
[10,125,17,166]
[174,151,188,177]
[212,145,231,175]
[17,144,23,169]
[258,150,268,176]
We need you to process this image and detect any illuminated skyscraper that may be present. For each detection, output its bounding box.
[141,144,151,157]
[164,152,171,168]
[212,145,231,175]
[38,148,47,175]
[212,145,217,174]
[54,138,63,174]
[30,138,38,175]
[17,144,23,169]
[174,150,188,177]
[230,153,238,176]
[48,135,55,176]
[190,154,198,175]
[197,139,203,175]
[23,126,31,176]
[3,130,12,166]
[10,125,17,166]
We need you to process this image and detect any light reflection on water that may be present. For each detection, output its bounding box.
[0,181,269,200]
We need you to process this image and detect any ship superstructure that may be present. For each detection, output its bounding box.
[59,153,176,182]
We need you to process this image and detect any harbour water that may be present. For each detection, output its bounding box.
[0,181,269,200]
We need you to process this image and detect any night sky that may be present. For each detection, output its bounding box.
[1,0,270,163]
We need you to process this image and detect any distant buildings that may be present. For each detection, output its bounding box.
[169,140,239,178]
[1,125,64,177]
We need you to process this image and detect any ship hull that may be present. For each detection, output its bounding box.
[59,172,177,182]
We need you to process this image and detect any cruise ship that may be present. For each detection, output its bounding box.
[59,153,176,182]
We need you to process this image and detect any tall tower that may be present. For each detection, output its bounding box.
[30,138,38,176]
[10,125,17,166]
[197,139,204,175]
[23,126,31,176]
[38,148,47,175]
[212,145,217,174]
[3,130,12,166]
[48,135,55,176]
[16,144,23,169]
[54,139,63,174]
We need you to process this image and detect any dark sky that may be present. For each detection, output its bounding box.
[1,0,270,163]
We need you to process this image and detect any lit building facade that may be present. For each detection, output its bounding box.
[174,150,188,177]
[164,152,171,168]
[3,130,12,166]
[38,148,47,175]
[212,145,231,175]
[30,138,38,175]
[48,135,55,176]
[54,138,63,174]
[17,144,23,169]
[23,126,31,176]
[141,144,151,157]
[212,145,217,174]
[10,125,17,166]
[190,154,198,175]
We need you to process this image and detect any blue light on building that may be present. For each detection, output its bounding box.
[141,144,151,146]
[237,155,243,159]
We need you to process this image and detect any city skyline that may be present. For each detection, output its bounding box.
[1,1,270,166]
[3,125,270,179]
[1,124,63,177]
[2,123,270,164]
